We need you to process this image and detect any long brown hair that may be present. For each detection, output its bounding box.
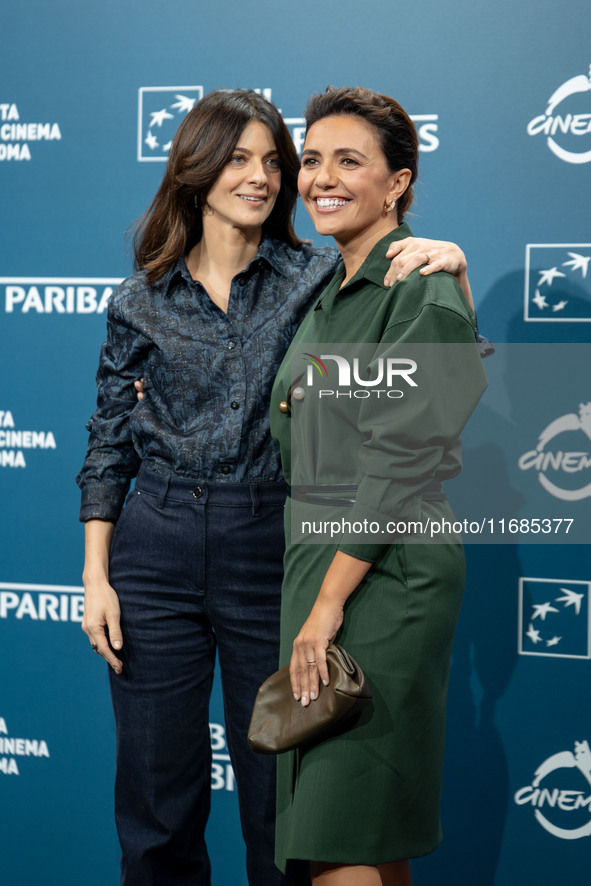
[304,86,419,224]
[133,89,303,284]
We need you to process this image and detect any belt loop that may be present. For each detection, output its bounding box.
[250,483,261,517]
[155,475,170,509]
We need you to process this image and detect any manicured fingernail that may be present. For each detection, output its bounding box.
[322,679,329,686]
[293,693,299,701]
[310,691,316,700]
[113,641,122,649]
[301,696,308,706]
[384,278,392,287]
[396,272,403,280]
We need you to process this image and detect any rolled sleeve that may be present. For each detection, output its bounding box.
[338,297,487,562]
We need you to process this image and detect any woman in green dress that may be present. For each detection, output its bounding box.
[270,87,488,886]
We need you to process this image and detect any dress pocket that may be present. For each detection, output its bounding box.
[393,543,408,585]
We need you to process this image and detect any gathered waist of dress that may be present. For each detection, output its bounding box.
[286,480,445,507]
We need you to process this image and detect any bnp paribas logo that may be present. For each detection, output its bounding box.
[518,577,590,659]
[137,86,203,162]
[524,243,591,321]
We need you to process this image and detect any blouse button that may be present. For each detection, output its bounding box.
[230,401,240,410]
[279,401,289,414]
[292,386,305,401]
[192,486,203,499]
[227,341,236,350]
[220,465,232,474]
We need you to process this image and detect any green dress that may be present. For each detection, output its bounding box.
[270,225,487,869]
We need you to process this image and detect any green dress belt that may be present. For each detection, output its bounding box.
[286,480,445,508]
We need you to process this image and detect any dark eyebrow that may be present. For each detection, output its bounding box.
[301,147,368,161]
[233,145,279,159]
[334,148,369,160]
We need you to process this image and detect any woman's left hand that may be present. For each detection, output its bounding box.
[384,236,467,283]
[384,236,474,309]
[290,598,344,706]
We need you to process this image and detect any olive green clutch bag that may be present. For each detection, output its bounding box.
[247,643,372,754]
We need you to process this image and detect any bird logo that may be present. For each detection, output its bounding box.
[138,86,203,162]
[526,245,591,320]
[519,578,590,659]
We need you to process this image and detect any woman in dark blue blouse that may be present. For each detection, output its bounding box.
[77,89,472,886]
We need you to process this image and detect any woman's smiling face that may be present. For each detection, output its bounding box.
[204,120,282,231]
[298,115,402,249]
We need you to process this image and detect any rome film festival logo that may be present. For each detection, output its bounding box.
[518,577,590,659]
[0,715,50,776]
[527,64,591,164]
[515,740,591,840]
[0,408,57,469]
[518,401,591,501]
[138,86,440,162]
[524,244,591,322]
[0,102,62,162]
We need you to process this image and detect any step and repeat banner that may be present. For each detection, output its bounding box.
[1,1,590,884]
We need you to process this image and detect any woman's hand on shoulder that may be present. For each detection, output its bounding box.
[384,237,473,308]
[134,378,144,401]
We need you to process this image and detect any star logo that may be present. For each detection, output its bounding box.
[555,587,585,615]
[138,86,203,162]
[532,289,548,310]
[525,244,591,321]
[537,267,566,286]
[563,252,590,278]
[149,108,174,128]
[531,602,559,621]
[519,578,591,658]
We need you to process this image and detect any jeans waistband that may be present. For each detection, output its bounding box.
[135,466,288,508]
[286,480,445,507]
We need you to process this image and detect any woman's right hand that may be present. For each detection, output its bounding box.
[82,576,123,674]
[82,519,123,674]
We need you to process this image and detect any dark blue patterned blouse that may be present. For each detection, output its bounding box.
[77,237,338,522]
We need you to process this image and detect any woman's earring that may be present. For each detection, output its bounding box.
[194,194,201,210]
[385,197,396,213]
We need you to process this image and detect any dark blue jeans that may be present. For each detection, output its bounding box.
[108,467,288,886]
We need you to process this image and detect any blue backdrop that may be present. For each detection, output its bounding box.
[1,1,590,883]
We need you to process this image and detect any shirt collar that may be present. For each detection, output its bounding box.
[348,222,413,290]
[162,256,193,295]
[161,236,290,295]
[254,237,290,277]
[315,222,413,310]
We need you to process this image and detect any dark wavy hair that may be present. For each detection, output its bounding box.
[304,86,419,224]
[133,89,303,284]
